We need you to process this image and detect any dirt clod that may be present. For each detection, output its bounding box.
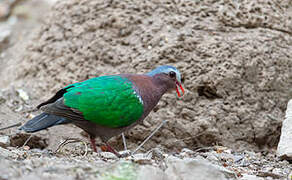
[10,134,48,149]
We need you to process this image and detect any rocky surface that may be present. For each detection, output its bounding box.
[277,99,292,160]
[0,144,290,180]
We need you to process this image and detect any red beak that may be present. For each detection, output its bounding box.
[175,81,185,97]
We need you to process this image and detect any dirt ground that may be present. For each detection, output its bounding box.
[0,0,291,179]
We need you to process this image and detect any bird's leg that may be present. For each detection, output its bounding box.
[89,137,97,152]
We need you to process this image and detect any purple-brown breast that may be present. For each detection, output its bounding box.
[122,74,168,122]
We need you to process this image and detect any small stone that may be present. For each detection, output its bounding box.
[164,36,168,43]
[262,167,273,172]
[26,113,35,119]
[99,152,118,159]
[181,148,194,154]
[0,2,10,19]
[277,99,292,160]
[216,146,228,153]
[0,136,10,147]
[233,154,244,163]
[0,146,13,157]
[148,148,164,160]
[179,148,194,157]
[216,152,236,163]
[16,89,29,101]
[272,168,283,177]
[240,158,250,167]
[119,150,131,157]
[165,155,237,180]
[288,171,292,180]
[0,28,10,44]
[223,149,232,154]
[23,145,30,151]
[257,171,284,179]
[130,153,152,164]
[206,153,219,162]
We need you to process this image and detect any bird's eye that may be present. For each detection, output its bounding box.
[169,71,176,78]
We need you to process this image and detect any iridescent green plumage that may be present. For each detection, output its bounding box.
[20,65,183,156]
[63,76,144,128]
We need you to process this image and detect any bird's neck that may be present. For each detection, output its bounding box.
[152,75,170,94]
[125,74,168,114]
[137,77,166,120]
[152,74,170,96]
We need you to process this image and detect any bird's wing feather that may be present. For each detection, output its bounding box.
[42,75,144,128]
[36,85,76,109]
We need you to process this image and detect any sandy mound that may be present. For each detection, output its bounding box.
[4,0,292,151]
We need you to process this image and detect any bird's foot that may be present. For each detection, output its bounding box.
[89,138,97,152]
[100,145,108,152]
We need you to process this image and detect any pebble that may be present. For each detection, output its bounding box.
[0,136,10,147]
[119,150,131,157]
[146,148,164,160]
[0,146,13,157]
[0,2,10,19]
[0,28,11,43]
[277,99,292,160]
[165,155,237,180]
[99,152,118,160]
[129,153,153,164]
[179,148,195,157]
[16,89,29,101]
[23,145,30,151]
[206,153,219,162]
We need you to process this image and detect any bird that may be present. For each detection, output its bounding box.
[20,65,184,156]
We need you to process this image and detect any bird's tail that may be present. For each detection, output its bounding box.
[19,113,71,133]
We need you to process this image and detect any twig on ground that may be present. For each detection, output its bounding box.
[193,147,214,153]
[55,138,88,157]
[0,122,22,131]
[132,120,168,155]
[122,133,127,151]
[22,134,32,147]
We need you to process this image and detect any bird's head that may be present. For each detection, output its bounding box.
[147,65,184,97]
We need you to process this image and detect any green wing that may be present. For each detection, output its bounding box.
[63,76,144,128]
